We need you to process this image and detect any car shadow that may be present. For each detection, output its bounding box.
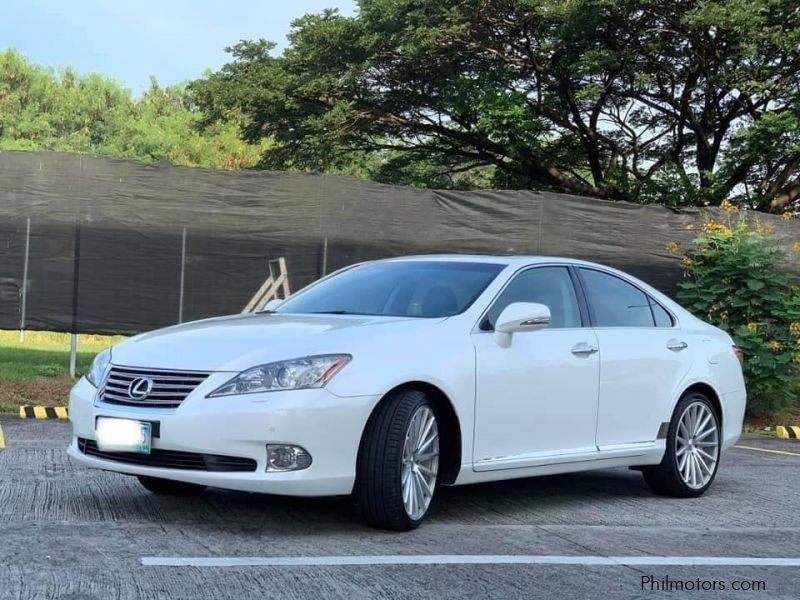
[133,467,656,534]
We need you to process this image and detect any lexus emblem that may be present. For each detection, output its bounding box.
[128,377,153,400]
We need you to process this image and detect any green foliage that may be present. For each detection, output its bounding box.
[678,219,800,414]
[35,364,64,378]
[0,49,267,168]
[190,0,800,209]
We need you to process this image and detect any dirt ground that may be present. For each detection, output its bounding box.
[0,375,75,413]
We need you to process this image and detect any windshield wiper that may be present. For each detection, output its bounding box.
[309,310,361,315]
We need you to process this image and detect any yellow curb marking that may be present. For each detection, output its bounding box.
[19,406,69,419]
[0,425,4,450]
[735,445,800,457]
[776,425,800,439]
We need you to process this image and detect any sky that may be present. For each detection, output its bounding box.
[1,0,357,96]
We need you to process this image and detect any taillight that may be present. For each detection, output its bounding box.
[732,345,744,366]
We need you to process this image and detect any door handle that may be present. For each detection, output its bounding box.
[667,339,688,351]
[571,342,599,356]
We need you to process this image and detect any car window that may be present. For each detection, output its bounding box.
[276,261,504,318]
[579,268,655,327]
[650,297,674,327]
[480,266,581,331]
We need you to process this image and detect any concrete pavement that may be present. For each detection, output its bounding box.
[0,416,798,599]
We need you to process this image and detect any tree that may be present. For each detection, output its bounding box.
[0,49,266,169]
[189,0,800,210]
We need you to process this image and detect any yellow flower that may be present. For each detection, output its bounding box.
[784,212,793,221]
[793,354,800,365]
[702,219,732,234]
[746,322,758,333]
[680,255,694,269]
[685,223,695,231]
[665,241,679,254]
[755,221,772,235]
[793,242,800,253]
[791,322,800,337]
[720,199,738,214]
[768,340,782,352]
[719,311,729,321]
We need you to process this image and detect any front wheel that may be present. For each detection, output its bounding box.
[354,389,440,530]
[642,392,721,497]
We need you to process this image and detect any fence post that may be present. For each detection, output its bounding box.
[178,227,187,323]
[19,217,31,342]
[321,236,328,277]
[69,219,81,379]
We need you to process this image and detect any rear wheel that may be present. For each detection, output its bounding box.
[354,389,440,530]
[642,392,721,497]
[137,475,207,496]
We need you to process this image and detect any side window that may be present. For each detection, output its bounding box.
[481,267,581,331]
[579,268,654,328]
[650,297,674,327]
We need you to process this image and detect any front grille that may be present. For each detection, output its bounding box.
[77,438,257,472]
[100,366,210,408]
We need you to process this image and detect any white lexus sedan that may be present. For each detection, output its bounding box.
[68,256,746,530]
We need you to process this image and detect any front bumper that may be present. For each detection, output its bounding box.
[67,376,380,496]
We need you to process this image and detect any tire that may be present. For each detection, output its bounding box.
[137,475,207,496]
[354,389,441,531]
[642,392,721,497]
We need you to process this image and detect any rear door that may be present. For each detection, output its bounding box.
[577,268,693,450]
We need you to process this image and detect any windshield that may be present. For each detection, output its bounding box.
[276,261,505,318]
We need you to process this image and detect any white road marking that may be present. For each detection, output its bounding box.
[142,555,800,567]
[735,444,800,457]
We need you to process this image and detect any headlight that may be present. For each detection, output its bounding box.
[86,348,112,388]
[208,354,351,397]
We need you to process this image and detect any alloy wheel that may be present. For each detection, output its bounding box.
[675,401,719,489]
[401,406,439,520]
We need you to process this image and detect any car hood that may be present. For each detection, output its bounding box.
[110,312,443,372]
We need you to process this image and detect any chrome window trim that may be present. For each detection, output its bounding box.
[472,262,586,334]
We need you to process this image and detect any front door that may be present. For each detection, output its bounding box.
[472,266,600,471]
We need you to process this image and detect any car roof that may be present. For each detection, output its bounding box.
[376,254,608,269]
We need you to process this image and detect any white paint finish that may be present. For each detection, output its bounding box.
[142,555,800,567]
[68,381,379,496]
[472,328,600,469]
[594,328,693,448]
[69,255,746,505]
[454,445,665,485]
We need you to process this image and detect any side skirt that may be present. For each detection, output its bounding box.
[452,441,666,486]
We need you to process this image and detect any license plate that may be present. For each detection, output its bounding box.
[96,417,152,454]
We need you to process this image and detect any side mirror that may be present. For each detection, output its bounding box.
[495,302,551,334]
[262,298,284,311]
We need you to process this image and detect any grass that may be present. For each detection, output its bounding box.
[0,329,124,413]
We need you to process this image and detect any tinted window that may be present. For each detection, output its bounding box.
[580,268,654,327]
[277,261,504,318]
[481,267,581,330]
[650,298,674,327]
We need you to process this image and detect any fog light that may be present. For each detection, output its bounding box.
[266,444,312,472]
